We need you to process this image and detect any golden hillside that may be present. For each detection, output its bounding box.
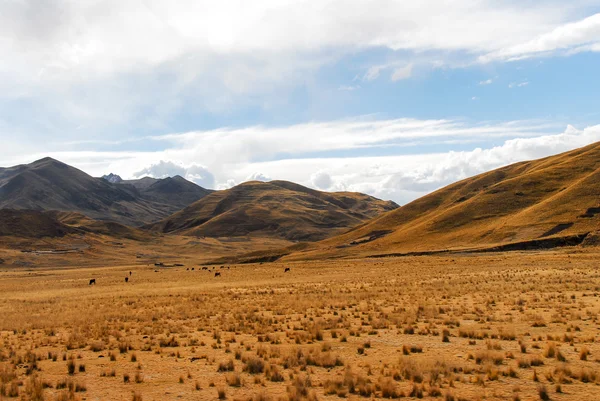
[283,141,600,260]
[147,180,399,241]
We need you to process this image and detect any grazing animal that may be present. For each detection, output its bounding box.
[129,271,132,276]
[214,272,221,277]
[284,267,290,273]
[191,267,195,271]
[125,277,129,283]
[89,279,96,285]
[202,267,208,270]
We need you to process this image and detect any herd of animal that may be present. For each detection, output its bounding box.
[88,266,290,285]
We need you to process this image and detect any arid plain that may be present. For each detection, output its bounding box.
[2,248,600,401]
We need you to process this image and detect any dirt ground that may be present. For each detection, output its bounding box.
[1,248,600,400]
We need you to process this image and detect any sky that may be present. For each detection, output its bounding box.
[1,1,600,204]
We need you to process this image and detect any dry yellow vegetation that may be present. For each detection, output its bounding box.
[281,141,600,261]
[2,248,600,400]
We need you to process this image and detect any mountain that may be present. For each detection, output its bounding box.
[101,173,123,183]
[0,209,77,238]
[284,141,600,260]
[147,180,399,241]
[0,158,211,226]
[119,175,213,209]
[0,209,147,240]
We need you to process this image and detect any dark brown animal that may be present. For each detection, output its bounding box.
[214,272,221,277]
[284,267,290,273]
[125,277,129,283]
[89,279,96,285]
[129,271,132,276]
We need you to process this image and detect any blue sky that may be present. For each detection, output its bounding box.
[1,1,600,203]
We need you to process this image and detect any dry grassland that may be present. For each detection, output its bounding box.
[1,249,600,400]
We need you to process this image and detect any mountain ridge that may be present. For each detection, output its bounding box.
[147,180,399,241]
[0,158,211,226]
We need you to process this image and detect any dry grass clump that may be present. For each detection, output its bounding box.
[243,357,265,374]
[226,372,242,387]
[218,359,235,372]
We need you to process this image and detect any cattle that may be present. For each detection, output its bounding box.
[214,272,221,277]
[89,279,96,285]
[284,267,291,273]
[202,267,208,270]
[125,277,129,283]
[129,271,132,276]
[191,267,195,271]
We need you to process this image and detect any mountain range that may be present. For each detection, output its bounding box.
[0,157,211,226]
[2,142,599,260]
[0,158,398,242]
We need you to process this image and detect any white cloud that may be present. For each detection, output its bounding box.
[509,81,529,88]
[0,1,589,96]
[245,172,272,182]
[134,160,215,188]
[363,65,384,81]
[479,79,493,85]
[338,85,360,91]
[481,13,600,62]
[185,164,216,188]
[311,171,334,190]
[217,179,237,191]
[0,1,596,141]
[471,96,479,101]
[4,117,599,205]
[135,161,186,179]
[391,64,413,81]
[363,62,413,82]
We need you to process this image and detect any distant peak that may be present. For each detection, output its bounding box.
[102,173,123,183]
[31,156,60,164]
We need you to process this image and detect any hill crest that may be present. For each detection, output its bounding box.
[147,180,399,242]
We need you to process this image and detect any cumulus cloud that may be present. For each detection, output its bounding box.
[346,124,600,202]
[216,179,237,190]
[311,171,334,190]
[4,118,600,205]
[134,161,186,179]
[186,164,216,188]
[134,160,215,188]
[245,172,272,182]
